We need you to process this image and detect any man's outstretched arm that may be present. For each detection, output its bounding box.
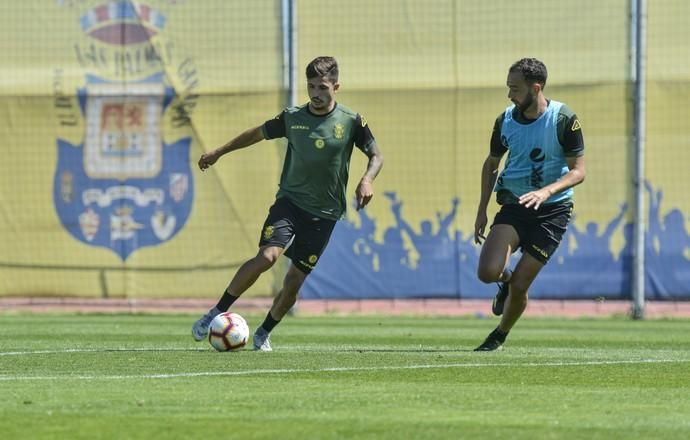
[198,125,265,171]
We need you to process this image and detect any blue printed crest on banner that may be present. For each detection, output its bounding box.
[54,75,193,260]
[53,2,194,260]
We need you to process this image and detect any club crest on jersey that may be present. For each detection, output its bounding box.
[333,123,345,140]
[53,1,194,260]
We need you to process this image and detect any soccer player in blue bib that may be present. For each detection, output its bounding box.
[473,58,586,351]
[191,56,383,351]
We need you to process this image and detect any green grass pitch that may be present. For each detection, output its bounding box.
[1,313,689,439]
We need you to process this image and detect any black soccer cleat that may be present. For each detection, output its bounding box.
[473,336,504,352]
[474,327,507,351]
[491,281,510,316]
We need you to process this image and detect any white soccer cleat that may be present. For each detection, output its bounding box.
[191,307,221,341]
[252,328,273,352]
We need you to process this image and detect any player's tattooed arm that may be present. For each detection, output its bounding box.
[356,142,383,210]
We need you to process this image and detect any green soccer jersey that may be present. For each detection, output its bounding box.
[262,103,376,220]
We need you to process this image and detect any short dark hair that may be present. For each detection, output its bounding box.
[509,58,547,88]
[306,56,339,83]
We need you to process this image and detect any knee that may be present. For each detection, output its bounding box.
[253,249,281,271]
[477,266,502,284]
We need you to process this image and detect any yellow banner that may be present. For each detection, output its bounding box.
[1,1,688,298]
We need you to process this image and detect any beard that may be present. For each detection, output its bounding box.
[515,92,534,112]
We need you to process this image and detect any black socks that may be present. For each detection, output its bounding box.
[215,289,240,312]
[260,311,281,333]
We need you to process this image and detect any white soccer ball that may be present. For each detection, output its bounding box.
[208,312,249,352]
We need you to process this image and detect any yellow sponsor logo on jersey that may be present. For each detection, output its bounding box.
[314,139,325,149]
[291,124,310,130]
[334,123,345,139]
[571,119,582,131]
[263,225,274,240]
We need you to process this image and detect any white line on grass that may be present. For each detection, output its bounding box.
[0,348,207,356]
[1,358,689,382]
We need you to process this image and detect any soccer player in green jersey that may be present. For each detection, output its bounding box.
[191,56,384,350]
[473,58,586,351]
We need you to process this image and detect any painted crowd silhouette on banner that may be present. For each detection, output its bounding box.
[302,182,690,300]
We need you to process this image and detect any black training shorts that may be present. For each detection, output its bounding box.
[259,197,337,274]
[491,201,573,264]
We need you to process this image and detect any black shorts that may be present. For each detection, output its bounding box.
[259,197,337,274]
[491,201,573,264]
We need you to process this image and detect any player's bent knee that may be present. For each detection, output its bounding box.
[253,252,280,271]
[477,266,502,284]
